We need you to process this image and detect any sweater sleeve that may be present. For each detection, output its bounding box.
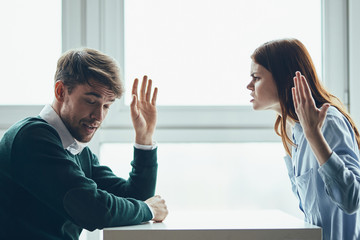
[318,115,360,214]
[90,147,158,201]
[11,121,153,231]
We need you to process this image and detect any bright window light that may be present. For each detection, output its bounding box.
[100,142,303,219]
[0,0,62,105]
[124,0,321,106]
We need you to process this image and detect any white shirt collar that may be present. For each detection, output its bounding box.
[39,104,87,155]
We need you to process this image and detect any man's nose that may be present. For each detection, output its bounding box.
[91,106,104,122]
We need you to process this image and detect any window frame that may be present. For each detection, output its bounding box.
[349,0,360,126]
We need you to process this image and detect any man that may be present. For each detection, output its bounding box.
[0,48,168,240]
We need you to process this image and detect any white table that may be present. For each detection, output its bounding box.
[103,209,321,240]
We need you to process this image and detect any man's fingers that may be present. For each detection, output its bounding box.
[151,88,158,105]
[133,75,158,105]
[130,94,137,108]
[145,79,152,102]
[130,95,139,119]
[145,195,168,222]
[132,78,139,96]
[140,75,148,101]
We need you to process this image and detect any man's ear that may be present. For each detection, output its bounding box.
[54,81,66,102]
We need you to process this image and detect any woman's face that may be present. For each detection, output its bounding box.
[247,61,281,114]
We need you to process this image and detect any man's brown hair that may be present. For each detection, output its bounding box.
[54,48,124,98]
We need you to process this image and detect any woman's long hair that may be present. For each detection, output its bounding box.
[251,38,360,156]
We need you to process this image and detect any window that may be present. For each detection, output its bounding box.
[92,1,322,223]
[124,0,321,106]
[0,0,62,105]
[1,1,355,240]
[100,142,302,218]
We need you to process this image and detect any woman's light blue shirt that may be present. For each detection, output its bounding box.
[284,106,360,240]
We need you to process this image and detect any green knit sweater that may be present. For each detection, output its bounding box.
[0,117,157,240]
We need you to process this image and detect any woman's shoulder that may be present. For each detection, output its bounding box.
[326,106,349,121]
[324,106,353,132]
[326,105,343,117]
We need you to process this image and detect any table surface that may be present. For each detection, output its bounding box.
[104,209,321,240]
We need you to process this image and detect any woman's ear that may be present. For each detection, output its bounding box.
[54,81,66,102]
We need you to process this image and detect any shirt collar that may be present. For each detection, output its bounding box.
[293,122,303,136]
[39,104,87,155]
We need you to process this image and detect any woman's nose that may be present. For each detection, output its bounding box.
[247,81,254,90]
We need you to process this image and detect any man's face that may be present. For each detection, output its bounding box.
[59,80,116,143]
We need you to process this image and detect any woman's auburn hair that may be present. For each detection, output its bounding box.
[251,38,360,156]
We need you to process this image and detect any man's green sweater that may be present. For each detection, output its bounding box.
[0,117,157,239]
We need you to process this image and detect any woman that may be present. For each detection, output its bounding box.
[247,38,360,240]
